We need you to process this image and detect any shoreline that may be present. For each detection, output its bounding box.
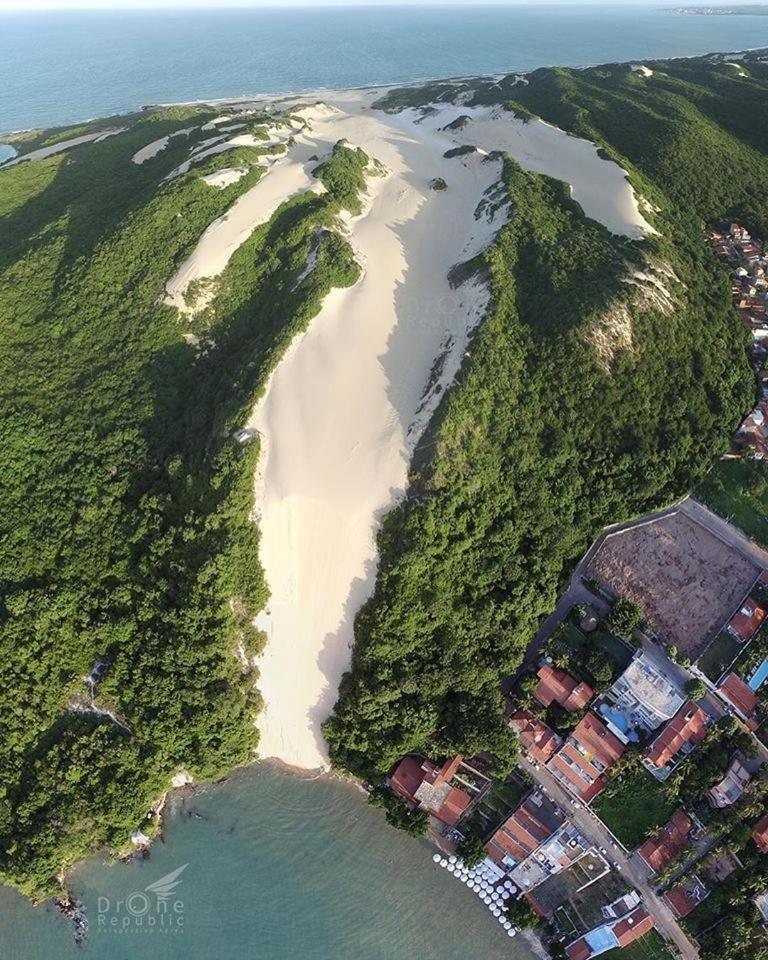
[3,43,768,141]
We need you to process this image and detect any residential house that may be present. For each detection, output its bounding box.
[547,712,625,803]
[388,754,475,827]
[753,813,768,853]
[510,823,592,892]
[754,891,768,924]
[535,665,594,712]
[484,791,564,869]
[718,672,760,730]
[598,650,684,742]
[727,597,768,643]
[664,876,709,918]
[637,810,693,875]
[727,596,767,643]
[508,709,562,764]
[643,701,709,780]
[709,754,752,808]
[566,906,654,960]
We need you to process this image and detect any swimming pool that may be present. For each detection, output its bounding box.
[748,657,768,691]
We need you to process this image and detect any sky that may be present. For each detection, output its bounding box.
[1,0,761,9]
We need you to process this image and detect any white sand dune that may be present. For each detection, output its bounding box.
[4,127,126,167]
[164,89,655,770]
[131,126,194,165]
[201,166,249,189]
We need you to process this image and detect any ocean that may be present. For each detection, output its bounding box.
[0,765,532,960]
[2,5,768,133]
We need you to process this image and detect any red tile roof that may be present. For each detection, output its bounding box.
[728,597,767,643]
[638,810,693,874]
[535,665,594,711]
[753,814,768,854]
[614,906,654,946]
[719,672,759,725]
[438,787,473,827]
[388,754,472,826]
[644,702,708,770]
[508,709,561,763]
[389,755,432,805]
[546,713,624,803]
[665,878,708,918]
[566,937,592,960]
[485,793,562,865]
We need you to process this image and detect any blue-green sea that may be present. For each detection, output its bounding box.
[3,5,768,133]
[0,765,534,960]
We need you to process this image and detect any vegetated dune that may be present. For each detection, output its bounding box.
[2,127,126,167]
[230,88,655,770]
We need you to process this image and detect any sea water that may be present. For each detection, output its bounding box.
[0,765,535,960]
[2,5,768,132]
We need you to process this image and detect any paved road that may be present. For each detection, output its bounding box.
[518,756,699,960]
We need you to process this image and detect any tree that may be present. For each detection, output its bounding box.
[506,896,541,929]
[368,786,428,837]
[456,829,487,867]
[607,597,643,644]
[686,678,708,701]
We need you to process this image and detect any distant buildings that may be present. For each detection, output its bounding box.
[547,712,625,803]
[643,701,709,781]
[718,672,760,730]
[753,813,768,854]
[727,596,768,644]
[637,810,693,875]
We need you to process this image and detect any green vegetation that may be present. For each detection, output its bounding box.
[685,678,708,701]
[326,136,751,780]
[0,109,371,897]
[606,597,644,645]
[593,765,679,848]
[430,177,448,191]
[698,629,745,682]
[456,828,486,866]
[505,896,542,929]
[368,786,428,837]
[542,619,633,691]
[698,458,768,547]
[443,145,477,159]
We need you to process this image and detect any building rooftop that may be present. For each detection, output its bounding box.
[665,876,709,918]
[535,665,594,712]
[638,810,693,875]
[709,754,751,809]
[484,791,564,867]
[547,713,625,803]
[643,701,708,777]
[727,596,767,643]
[719,672,759,727]
[508,709,562,764]
[586,510,760,660]
[565,906,653,959]
[389,754,473,827]
[605,651,684,732]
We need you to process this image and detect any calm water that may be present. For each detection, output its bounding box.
[2,6,768,132]
[0,765,532,960]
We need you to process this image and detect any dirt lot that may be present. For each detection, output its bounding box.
[587,510,759,660]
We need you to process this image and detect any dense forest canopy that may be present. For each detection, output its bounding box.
[0,108,370,898]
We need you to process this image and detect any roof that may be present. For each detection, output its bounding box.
[719,672,759,722]
[644,701,709,770]
[535,665,594,711]
[638,810,693,874]
[613,906,654,946]
[709,754,752,808]
[546,713,624,802]
[485,791,563,866]
[508,709,561,763]
[389,754,472,826]
[665,877,708,918]
[566,937,592,960]
[610,653,684,722]
[728,597,767,643]
[753,813,768,853]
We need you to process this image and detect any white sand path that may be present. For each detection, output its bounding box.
[247,91,655,770]
[131,126,195,165]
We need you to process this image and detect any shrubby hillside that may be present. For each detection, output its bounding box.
[326,55,761,778]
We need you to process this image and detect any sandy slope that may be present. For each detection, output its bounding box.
[3,127,126,167]
[240,89,654,769]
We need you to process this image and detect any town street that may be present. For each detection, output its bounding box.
[517,756,700,960]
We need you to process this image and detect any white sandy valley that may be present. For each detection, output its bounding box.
[159,88,654,769]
